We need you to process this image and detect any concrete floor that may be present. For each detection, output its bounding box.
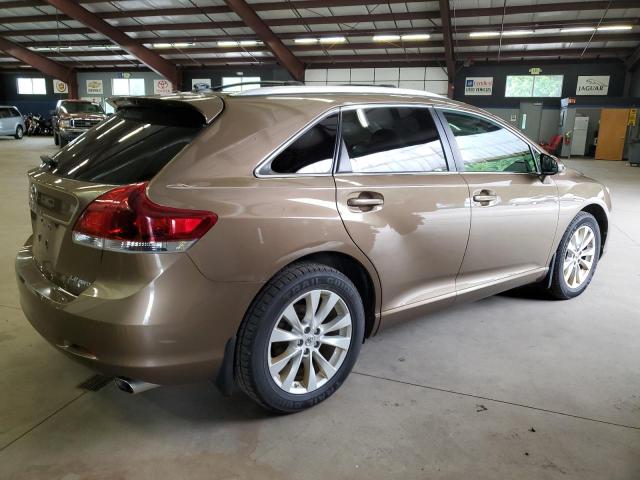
[1,136,639,479]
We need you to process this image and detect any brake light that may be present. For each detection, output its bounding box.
[72,182,217,253]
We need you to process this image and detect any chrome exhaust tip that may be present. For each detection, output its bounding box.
[114,377,159,394]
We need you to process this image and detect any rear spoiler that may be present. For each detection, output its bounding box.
[107,94,224,124]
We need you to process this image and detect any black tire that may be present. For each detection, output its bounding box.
[54,133,59,145]
[235,262,365,413]
[549,212,601,300]
[14,126,23,140]
[59,135,68,148]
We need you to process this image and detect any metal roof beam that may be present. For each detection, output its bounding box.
[0,36,77,96]
[223,0,304,81]
[42,0,181,86]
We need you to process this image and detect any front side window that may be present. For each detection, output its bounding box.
[262,113,338,175]
[442,111,536,173]
[340,107,448,173]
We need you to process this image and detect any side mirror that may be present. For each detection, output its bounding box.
[540,154,559,176]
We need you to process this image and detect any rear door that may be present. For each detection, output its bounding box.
[334,105,471,316]
[435,108,559,294]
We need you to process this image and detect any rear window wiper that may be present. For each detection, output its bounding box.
[40,154,58,168]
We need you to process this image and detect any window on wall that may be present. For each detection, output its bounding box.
[221,76,261,92]
[17,77,46,95]
[112,78,145,96]
[505,75,563,98]
[442,110,536,173]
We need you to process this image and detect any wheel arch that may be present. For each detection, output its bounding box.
[293,251,378,338]
[581,203,608,256]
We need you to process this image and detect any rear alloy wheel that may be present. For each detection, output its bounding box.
[235,262,364,412]
[549,212,601,299]
[14,126,23,140]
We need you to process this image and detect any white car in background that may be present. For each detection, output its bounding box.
[0,105,25,139]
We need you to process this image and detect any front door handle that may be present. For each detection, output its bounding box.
[472,190,498,206]
[347,192,384,212]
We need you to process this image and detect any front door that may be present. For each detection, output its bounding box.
[334,105,471,316]
[436,109,559,294]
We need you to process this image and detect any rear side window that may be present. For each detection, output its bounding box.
[261,113,338,175]
[441,110,536,173]
[339,107,448,173]
[45,106,204,184]
[0,108,10,118]
[10,108,20,117]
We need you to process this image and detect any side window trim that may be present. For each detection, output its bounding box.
[434,107,538,175]
[255,109,341,178]
[335,103,455,176]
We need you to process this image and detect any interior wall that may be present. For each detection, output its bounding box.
[182,66,291,90]
[0,71,67,116]
[304,67,449,95]
[453,60,627,109]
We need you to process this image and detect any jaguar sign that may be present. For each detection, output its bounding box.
[576,76,609,96]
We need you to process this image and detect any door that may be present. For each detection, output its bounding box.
[519,101,543,143]
[595,108,629,160]
[334,105,471,314]
[437,109,559,294]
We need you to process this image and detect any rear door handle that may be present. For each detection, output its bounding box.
[347,192,384,212]
[347,198,384,207]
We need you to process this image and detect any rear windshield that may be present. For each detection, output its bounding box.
[60,102,104,114]
[45,106,204,184]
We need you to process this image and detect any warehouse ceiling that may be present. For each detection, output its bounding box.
[0,0,639,78]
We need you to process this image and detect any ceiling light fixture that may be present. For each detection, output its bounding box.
[218,40,239,47]
[596,25,632,31]
[560,27,596,33]
[294,38,318,44]
[401,33,431,41]
[469,31,501,38]
[373,34,401,42]
[319,36,347,44]
[502,30,535,36]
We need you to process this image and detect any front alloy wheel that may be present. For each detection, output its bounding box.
[549,211,601,299]
[236,262,364,412]
[562,225,596,289]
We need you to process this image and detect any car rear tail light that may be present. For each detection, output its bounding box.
[72,182,217,253]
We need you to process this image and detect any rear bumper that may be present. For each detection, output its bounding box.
[15,243,262,385]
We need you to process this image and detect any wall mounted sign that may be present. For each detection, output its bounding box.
[153,79,173,95]
[529,67,542,75]
[464,77,493,96]
[53,79,68,94]
[192,78,210,90]
[86,79,103,95]
[510,114,517,122]
[576,76,609,96]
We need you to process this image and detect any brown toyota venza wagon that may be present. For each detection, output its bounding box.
[17,86,611,412]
